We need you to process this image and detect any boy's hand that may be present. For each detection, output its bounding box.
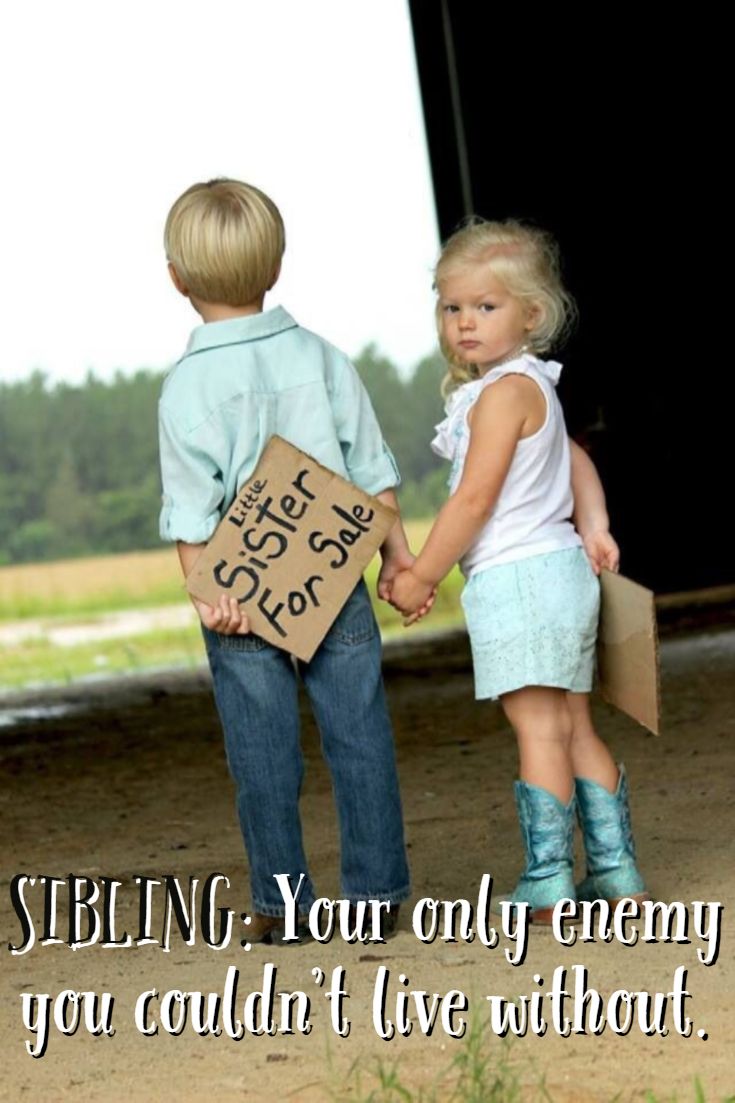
[177,543,251,635]
[193,594,251,635]
[378,550,436,623]
[377,547,416,602]
[390,567,435,619]
[581,530,620,576]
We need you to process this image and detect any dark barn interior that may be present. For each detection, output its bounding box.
[408,3,728,595]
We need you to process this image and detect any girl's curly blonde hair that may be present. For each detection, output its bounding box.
[434,218,577,399]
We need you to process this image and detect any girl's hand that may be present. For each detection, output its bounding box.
[582,529,620,575]
[379,549,437,621]
[390,567,435,618]
[377,547,416,602]
[401,588,437,626]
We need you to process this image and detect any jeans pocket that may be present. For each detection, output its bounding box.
[328,581,377,646]
[203,626,269,653]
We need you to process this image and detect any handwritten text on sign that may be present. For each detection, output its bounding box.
[185,436,396,661]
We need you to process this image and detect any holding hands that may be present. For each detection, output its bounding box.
[378,547,436,625]
[389,567,435,620]
[374,492,437,625]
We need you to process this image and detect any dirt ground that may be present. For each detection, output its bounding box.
[1,622,733,1102]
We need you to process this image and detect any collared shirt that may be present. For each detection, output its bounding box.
[158,305,400,543]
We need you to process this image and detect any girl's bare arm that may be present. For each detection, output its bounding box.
[390,377,536,612]
[569,441,620,573]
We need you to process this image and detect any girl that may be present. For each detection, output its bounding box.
[390,219,648,922]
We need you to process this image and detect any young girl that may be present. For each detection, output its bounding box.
[390,219,648,922]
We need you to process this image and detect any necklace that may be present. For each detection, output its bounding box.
[482,344,531,374]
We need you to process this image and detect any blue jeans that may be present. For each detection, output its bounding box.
[202,580,410,916]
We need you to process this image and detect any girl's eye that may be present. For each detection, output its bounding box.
[442,304,459,314]
[479,303,496,313]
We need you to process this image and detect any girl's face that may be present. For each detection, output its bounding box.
[438,266,537,372]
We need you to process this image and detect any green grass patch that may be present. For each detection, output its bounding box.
[0,626,205,691]
[0,579,187,622]
[0,526,466,690]
[643,1084,734,1103]
[0,521,453,623]
[330,1048,730,1103]
[0,569,466,691]
[329,1019,550,1102]
[0,548,184,623]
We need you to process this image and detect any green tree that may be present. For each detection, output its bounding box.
[399,353,445,481]
[0,349,452,565]
[44,450,94,557]
[354,344,406,462]
[355,344,446,485]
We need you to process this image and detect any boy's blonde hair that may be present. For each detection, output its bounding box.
[164,178,285,306]
[434,218,576,397]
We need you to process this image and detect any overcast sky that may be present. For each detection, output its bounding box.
[1,0,440,384]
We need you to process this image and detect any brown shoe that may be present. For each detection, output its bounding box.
[382,904,401,940]
[348,903,401,941]
[247,912,313,946]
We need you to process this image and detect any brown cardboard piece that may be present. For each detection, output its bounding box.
[597,569,661,735]
[186,436,396,662]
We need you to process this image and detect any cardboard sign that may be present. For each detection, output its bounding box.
[186,436,396,662]
[597,569,661,735]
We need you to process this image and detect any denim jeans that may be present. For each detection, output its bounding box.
[202,579,410,916]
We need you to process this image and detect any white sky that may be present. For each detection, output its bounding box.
[1,0,440,384]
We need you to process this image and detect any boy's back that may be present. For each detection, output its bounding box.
[159,306,398,545]
[157,177,411,943]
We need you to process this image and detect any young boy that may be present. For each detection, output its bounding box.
[158,179,412,943]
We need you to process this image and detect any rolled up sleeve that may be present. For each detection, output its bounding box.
[332,360,401,494]
[158,405,224,543]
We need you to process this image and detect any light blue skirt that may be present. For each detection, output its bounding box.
[460,546,600,700]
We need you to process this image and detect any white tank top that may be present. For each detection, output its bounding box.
[431,353,581,577]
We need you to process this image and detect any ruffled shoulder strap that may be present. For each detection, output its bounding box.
[429,356,563,460]
[430,379,483,460]
[483,353,563,388]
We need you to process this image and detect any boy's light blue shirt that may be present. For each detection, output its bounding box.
[158,305,400,543]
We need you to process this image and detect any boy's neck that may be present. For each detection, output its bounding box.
[193,296,265,324]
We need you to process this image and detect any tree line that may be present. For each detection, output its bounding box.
[0,348,449,565]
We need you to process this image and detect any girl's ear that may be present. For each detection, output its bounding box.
[168,262,189,298]
[524,300,544,332]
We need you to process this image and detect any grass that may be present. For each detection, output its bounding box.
[0,521,462,623]
[643,1086,734,1103]
[326,1011,732,1103]
[332,1034,730,1103]
[0,547,187,620]
[0,625,205,690]
[0,522,466,690]
[329,1016,549,1103]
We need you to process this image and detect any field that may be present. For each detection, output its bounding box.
[0,548,188,620]
[0,522,465,690]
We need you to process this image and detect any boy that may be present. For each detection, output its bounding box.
[158,179,411,943]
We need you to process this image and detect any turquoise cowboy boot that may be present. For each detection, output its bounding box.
[500,780,577,924]
[575,764,649,904]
